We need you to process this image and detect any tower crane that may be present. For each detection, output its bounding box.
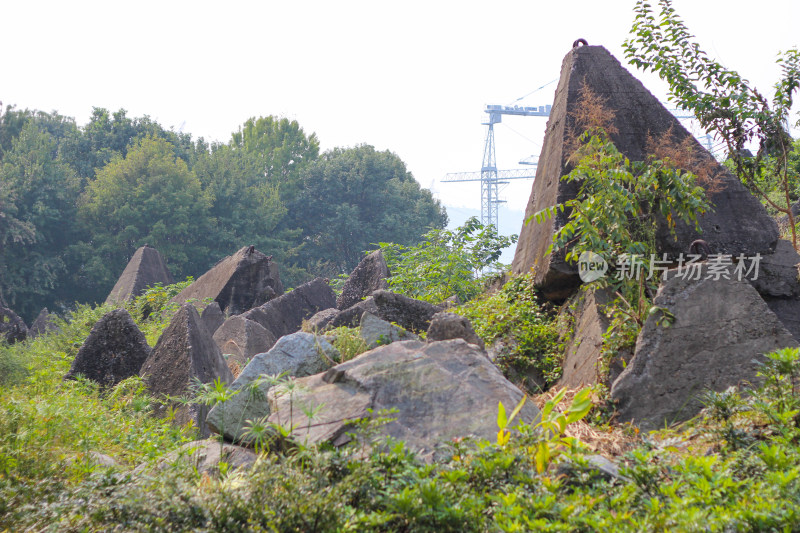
[443,104,550,230]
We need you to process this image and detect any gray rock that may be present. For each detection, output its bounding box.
[371,290,443,333]
[305,308,339,331]
[426,312,484,349]
[29,307,58,339]
[140,304,234,437]
[267,339,540,460]
[213,316,277,368]
[511,45,779,300]
[328,296,379,329]
[336,249,390,310]
[557,288,633,389]
[65,309,151,388]
[749,239,800,299]
[556,454,621,482]
[200,301,225,336]
[0,305,28,344]
[105,244,174,305]
[241,277,336,339]
[206,332,338,442]
[169,246,283,316]
[138,439,258,477]
[611,272,798,430]
[359,312,418,348]
[764,298,800,342]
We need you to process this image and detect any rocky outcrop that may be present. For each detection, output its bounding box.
[200,302,225,336]
[212,316,276,367]
[426,312,484,349]
[512,45,778,300]
[140,304,233,436]
[267,339,540,460]
[556,288,632,389]
[747,239,800,341]
[0,305,28,344]
[64,309,151,388]
[105,245,174,305]
[328,297,380,329]
[169,246,283,316]
[206,332,338,442]
[29,308,58,339]
[371,290,442,333]
[336,249,390,310]
[359,312,418,348]
[305,308,339,331]
[611,272,798,430]
[240,277,336,339]
[137,439,258,477]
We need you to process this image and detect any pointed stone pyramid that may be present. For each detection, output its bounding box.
[140,303,234,436]
[105,245,174,305]
[168,246,283,316]
[65,309,151,388]
[512,45,779,300]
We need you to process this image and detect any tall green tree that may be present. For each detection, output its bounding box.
[292,145,447,274]
[78,136,214,300]
[0,122,81,319]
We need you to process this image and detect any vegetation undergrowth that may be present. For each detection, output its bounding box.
[456,274,562,392]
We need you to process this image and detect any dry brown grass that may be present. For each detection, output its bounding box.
[646,126,724,193]
[565,82,619,162]
[534,387,641,458]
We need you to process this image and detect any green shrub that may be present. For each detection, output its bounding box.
[456,274,562,389]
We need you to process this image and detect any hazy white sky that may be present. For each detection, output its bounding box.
[3,0,799,228]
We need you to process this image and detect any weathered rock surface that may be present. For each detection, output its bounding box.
[557,288,632,389]
[336,249,390,310]
[212,316,276,367]
[241,277,336,339]
[206,332,338,442]
[611,273,798,430]
[426,312,484,349]
[267,339,540,460]
[140,304,234,436]
[512,45,778,300]
[306,308,340,331]
[0,305,28,344]
[359,312,418,348]
[746,239,800,341]
[371,290,442,333]
[65,309,151,388]
[200,301,225,336]
[105,245,174,305]
[169,246,283,316]
[138,439,258,476]
[328,297,380,329]
[29,307,58,339]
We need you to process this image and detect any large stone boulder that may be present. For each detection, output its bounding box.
[328,296,380,329]
[136,439,258,477]
[0,305,28,344]
[105,245,174,305]
[169,246,283,316]
[747,239,800,341]
[29,307,58,339]
[140,303,234,436]
[65,309,151,388]
[359,312,418,348]
[200,301,225,336]
[336,249,390,310]
[426,312,484,349]
[371,290,442,333]
[240,277,336,339]
[206,332,338,442]
[212,316,277,368]
[267,339,540,460]
[611,272,798,430]
[557,288,632,389]
[511,45,778,300]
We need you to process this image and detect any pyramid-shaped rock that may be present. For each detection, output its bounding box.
[512,45,778,300]
[29,308,58,339]
[105,245,174,305]
[65,309,151,388]
[0,305,28,344]
[336,249,390,310]
[140,303,234,436]
[169,246,283,316]
[240,277,336,339]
